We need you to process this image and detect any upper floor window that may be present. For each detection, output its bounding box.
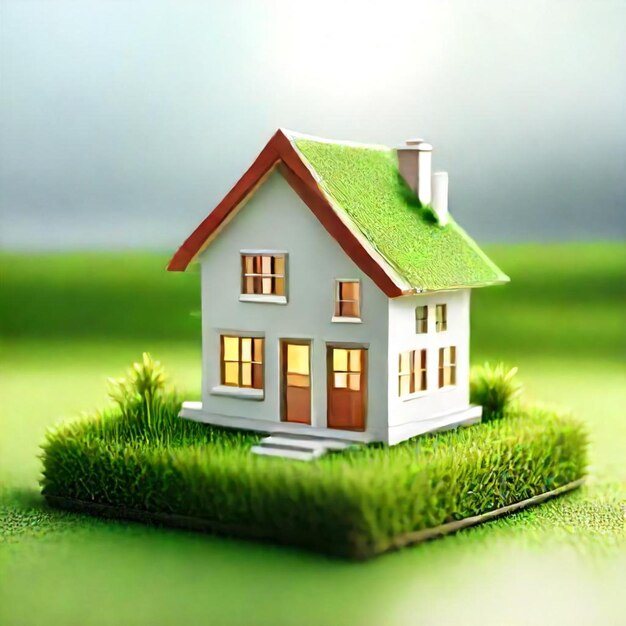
[415,305,428,333]
[436,304,447,332]
[241,253,286,298]
[399,349,427,396]
[438,346,456,388]
[334,280,361,321]
[221,335,264,389]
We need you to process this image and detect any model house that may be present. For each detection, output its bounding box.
[168,129,508,458]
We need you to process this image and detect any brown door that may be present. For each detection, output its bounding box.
[327,346,367,431]
[281,341,311,424]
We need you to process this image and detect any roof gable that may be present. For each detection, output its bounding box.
[168,129,508,294]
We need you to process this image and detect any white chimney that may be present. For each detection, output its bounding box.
[431,171,449,226]
[397,139,432,206]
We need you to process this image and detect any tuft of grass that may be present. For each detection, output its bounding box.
[107,352,168,418]
[470,362,523,421]
[40,361,588,559]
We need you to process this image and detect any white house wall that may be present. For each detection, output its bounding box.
[198,171,390,441]
[387,290,471,434]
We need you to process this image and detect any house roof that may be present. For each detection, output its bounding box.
[168,129,509,295]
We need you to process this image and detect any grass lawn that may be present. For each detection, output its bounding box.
[40,384,587,559]
[1,243,625,626]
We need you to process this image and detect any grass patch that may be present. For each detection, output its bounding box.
[41,365,588,558]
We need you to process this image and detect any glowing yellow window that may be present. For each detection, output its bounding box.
[241,254,285,296]
[221,335,264,389]
[438,346,456,388]
[334,280,361,319]
[436,304,447,332]
[398,349,427,396]
[415,305,428,334]
[332,348,362,390]
[286,343,310,388]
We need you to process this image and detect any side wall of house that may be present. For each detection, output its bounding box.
[198,171,390,440]
[387,289,471,429]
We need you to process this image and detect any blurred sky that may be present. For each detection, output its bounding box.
[0,0,624,250]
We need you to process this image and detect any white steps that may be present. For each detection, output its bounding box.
[251,432,362,461]
[250,444,325,461]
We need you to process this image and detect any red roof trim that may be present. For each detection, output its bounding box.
[167,134,280,271]
[167,129,403,297]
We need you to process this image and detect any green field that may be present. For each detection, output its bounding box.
[1,244,625,626]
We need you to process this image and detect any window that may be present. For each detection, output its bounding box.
[282,341,312,424]
[438,346,456,388]
[398,349,427,396]
[415,305,428,333]
[334,280,361,319]
[436,304,447,332]
[327,346,367,431]
[221,335,264,389]
[241,254,285,296]
[332,348,362,390]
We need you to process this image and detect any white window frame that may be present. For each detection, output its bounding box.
[436,303,448,332]
[211,329,265,400]
[415,305,428,334]
[332,279,362,323]
[398,349,428,399]
[438,346,457,389]
[239,250,288,304]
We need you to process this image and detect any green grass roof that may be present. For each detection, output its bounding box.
[292,137,509,291]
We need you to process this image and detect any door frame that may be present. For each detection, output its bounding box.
[279,338,312,424]
[326,342,368,431]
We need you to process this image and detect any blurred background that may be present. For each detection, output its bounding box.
[1,2,624,626]
[1,0,624,249]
